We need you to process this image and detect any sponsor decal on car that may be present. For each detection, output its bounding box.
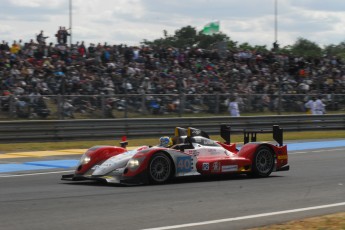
[211,162,220,172]
[176,156,192,173]
[187,149,199,156]
[277,155,288,160]
[221,165,238,172]
[114,150,137,160]
[208,149,218,154]
[91,165,100,170]
[191,129,201,135]
[202,163,209,171]
[100,163,113,167]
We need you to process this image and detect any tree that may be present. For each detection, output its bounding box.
[141,26,342,60]
[290,37,322,57]
[238,42,253,50]
[141,25,233,50]
[323,41,345,60]
[197,32,230,49]
[174,26,198,48]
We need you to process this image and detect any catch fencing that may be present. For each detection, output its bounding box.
[0,114,343,143]
[0,93,344,120]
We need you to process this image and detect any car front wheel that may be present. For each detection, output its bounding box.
[148,153,172,184]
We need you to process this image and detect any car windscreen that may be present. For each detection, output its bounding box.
[189,137,220,147]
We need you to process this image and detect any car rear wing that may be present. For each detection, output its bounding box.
[175,127,188,137]
[173,127,210,146]
[174,127,210,138]
[220,125,284,146]
[187,127,210,139]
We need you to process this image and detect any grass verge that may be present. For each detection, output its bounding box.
[249,212,345,230]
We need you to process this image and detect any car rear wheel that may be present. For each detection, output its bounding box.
[251,146,274,177]
[148,153,172,184]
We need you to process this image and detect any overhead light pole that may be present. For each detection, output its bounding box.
[274,0,282,115]
[274,0,278,43]
[69,0,72,46]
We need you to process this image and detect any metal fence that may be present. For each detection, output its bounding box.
[0,115,344,143]
[0,93,344,120]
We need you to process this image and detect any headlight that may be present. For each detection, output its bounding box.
[80,155,91,165]
[127,157,145,171]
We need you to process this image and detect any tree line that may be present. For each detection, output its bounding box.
[140,25,345,59]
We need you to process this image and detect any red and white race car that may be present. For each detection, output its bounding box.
[61,125,289,185]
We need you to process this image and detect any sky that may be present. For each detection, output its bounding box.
[1,0,345,48]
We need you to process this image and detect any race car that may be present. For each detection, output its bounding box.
[61,125,289,185]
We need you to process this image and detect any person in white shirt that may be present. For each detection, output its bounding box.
[228,96,240,117]
[314,95,326,115]
[304,97,316,115]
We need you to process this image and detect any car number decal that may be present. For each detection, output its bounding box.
[186,149,199,156]
[176,156,192,173]
[202,163,209,171]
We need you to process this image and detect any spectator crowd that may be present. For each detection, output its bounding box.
[0,29,344,118]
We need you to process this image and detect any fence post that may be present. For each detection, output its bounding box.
[124,94,128,118]
[57,95,63,120]
[278,74,282,115]
[101,94,106,118]
[178,93,184,117]
[9,95,15,119]
[140,92,148,115]
[215,93,220,114]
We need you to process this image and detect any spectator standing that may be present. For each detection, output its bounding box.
[304,97,316,115]
[0,40,10,52]
[29,89,41,104]
[10,41,20,54]
[36,30,48,45]
[78,41,86,57]
[314,95,326,115]
[62,100,75,118]
[62,27,70,44]
[228,96,240,117]
[55,27,70,44]
[55,27,64,44]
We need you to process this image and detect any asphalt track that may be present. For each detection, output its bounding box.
[0,140,344,230]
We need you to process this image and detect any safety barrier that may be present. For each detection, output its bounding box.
[0,114,343,143]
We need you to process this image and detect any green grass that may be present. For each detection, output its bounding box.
[0,130,343,152]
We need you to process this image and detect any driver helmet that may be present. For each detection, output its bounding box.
[159,136,172,147]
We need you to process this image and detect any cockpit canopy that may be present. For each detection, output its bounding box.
[186,136,220,147]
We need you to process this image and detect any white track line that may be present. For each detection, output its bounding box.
[290,148,345,154]
[0,170,74,178]
[142,202,345,230]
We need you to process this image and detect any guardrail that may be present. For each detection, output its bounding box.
[0,114,344,143]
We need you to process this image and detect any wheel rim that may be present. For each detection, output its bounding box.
[150,155,170,182]
[255,148,274,174]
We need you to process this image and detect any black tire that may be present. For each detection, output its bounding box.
[148,153,172,184]
[251,146,275,177]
